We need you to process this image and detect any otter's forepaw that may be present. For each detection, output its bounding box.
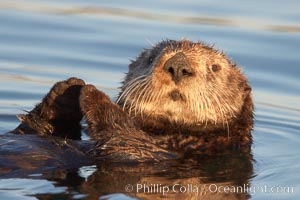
[79,85,111,126]
[40,77,85,121]
[13,77,85,139]
[80,85,133,137]
[80,85,111,114]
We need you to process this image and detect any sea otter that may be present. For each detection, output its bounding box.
[1,39,253,175]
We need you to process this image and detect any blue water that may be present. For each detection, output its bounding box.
[0,0,299,199]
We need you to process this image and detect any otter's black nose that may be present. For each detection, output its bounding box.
[164,52,194,84]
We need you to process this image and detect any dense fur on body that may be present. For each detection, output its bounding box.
[8,39,253,165]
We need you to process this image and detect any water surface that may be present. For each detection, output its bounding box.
[0,0,299,199]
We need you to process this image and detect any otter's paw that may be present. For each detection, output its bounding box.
[80,84,111,114]
[13,77,85,138]
[40,77,85,121]
[80,85,134,138]
[80,84,114,134]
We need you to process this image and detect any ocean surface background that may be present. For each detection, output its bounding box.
[0,0,299,199]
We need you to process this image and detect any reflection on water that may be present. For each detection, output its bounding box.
[0,0,299,199]
[80,154,253,200]
[0,153,254,200]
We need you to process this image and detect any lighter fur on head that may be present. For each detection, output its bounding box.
[117,39,248,131]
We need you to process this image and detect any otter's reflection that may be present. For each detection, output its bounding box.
[56,152,253,200]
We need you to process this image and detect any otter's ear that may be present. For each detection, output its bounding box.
[129,50,147,70]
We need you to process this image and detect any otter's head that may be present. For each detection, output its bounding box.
[117,40,252,133]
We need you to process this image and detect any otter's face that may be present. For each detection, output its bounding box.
[117,40,251,132]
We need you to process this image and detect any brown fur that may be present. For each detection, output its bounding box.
[117,39,253,155]
[11,39,253,162]
[79,85,173,162]
[14,78,85,139]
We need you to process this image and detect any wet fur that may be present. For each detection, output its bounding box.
[10,39,253,162]
[117,40,253,154]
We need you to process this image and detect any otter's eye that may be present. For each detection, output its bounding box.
[148,56,154,64]
[211,64,221,72]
